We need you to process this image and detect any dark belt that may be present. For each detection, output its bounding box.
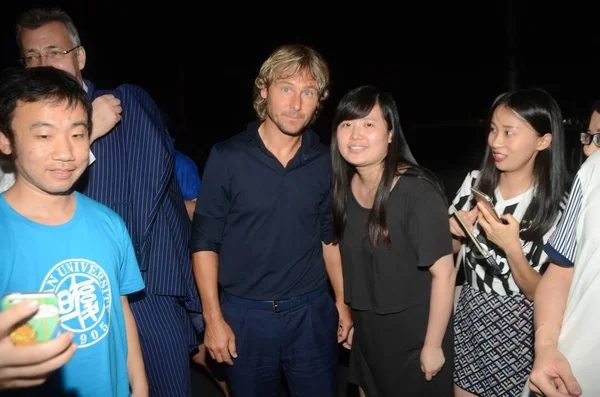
[221,284,328,313]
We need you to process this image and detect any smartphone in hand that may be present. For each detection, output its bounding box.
[1,292,62,345]
[471,187,502,223]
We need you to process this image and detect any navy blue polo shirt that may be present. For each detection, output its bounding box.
[190,121,333,300]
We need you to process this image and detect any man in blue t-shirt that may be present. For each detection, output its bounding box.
[0,67,147,396]
[175,150,201,221]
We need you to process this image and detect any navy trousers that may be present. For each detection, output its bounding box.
[221,285,339,397]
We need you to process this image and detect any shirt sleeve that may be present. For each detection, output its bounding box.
[544,175,583,267]
[449,170,478,215]
[408,178,454,267]
[190,145,231,253]
[117,216,145,295]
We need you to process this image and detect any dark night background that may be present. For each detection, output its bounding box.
[2,1,598,198]
[0,1,597,395]
[2,0,597,185]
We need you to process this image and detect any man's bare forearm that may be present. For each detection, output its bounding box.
[192,251,222,323]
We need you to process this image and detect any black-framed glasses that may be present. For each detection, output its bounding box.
[580,131,600,148]
[19,45,81,66]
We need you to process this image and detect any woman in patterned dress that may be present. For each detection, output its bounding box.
[449,88,570,396]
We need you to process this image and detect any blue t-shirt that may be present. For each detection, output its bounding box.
[0,192,145,396]
[175,150,201,200]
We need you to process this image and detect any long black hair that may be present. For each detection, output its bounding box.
[330,85,445,248]
[475,87,569,241]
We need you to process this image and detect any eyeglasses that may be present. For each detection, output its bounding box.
[580,131,600,148]
[19,45,81,66]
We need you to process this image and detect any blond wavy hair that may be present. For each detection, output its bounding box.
[253,44,330,124]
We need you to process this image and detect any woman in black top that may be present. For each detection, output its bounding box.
[330,85,456,396]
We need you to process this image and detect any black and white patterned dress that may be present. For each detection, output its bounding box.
[450,170,565,396]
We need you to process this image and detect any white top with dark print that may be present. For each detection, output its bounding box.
[450,170,565,296]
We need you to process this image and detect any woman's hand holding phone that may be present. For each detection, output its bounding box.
[450,207,479,239]
[476,202,521,254]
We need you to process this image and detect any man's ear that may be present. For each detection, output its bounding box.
[0,131,13,156]
[77,46,87,71]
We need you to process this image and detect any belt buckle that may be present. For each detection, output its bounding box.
[272,300,279,313]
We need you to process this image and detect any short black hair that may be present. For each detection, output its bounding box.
[0,66,92,149]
